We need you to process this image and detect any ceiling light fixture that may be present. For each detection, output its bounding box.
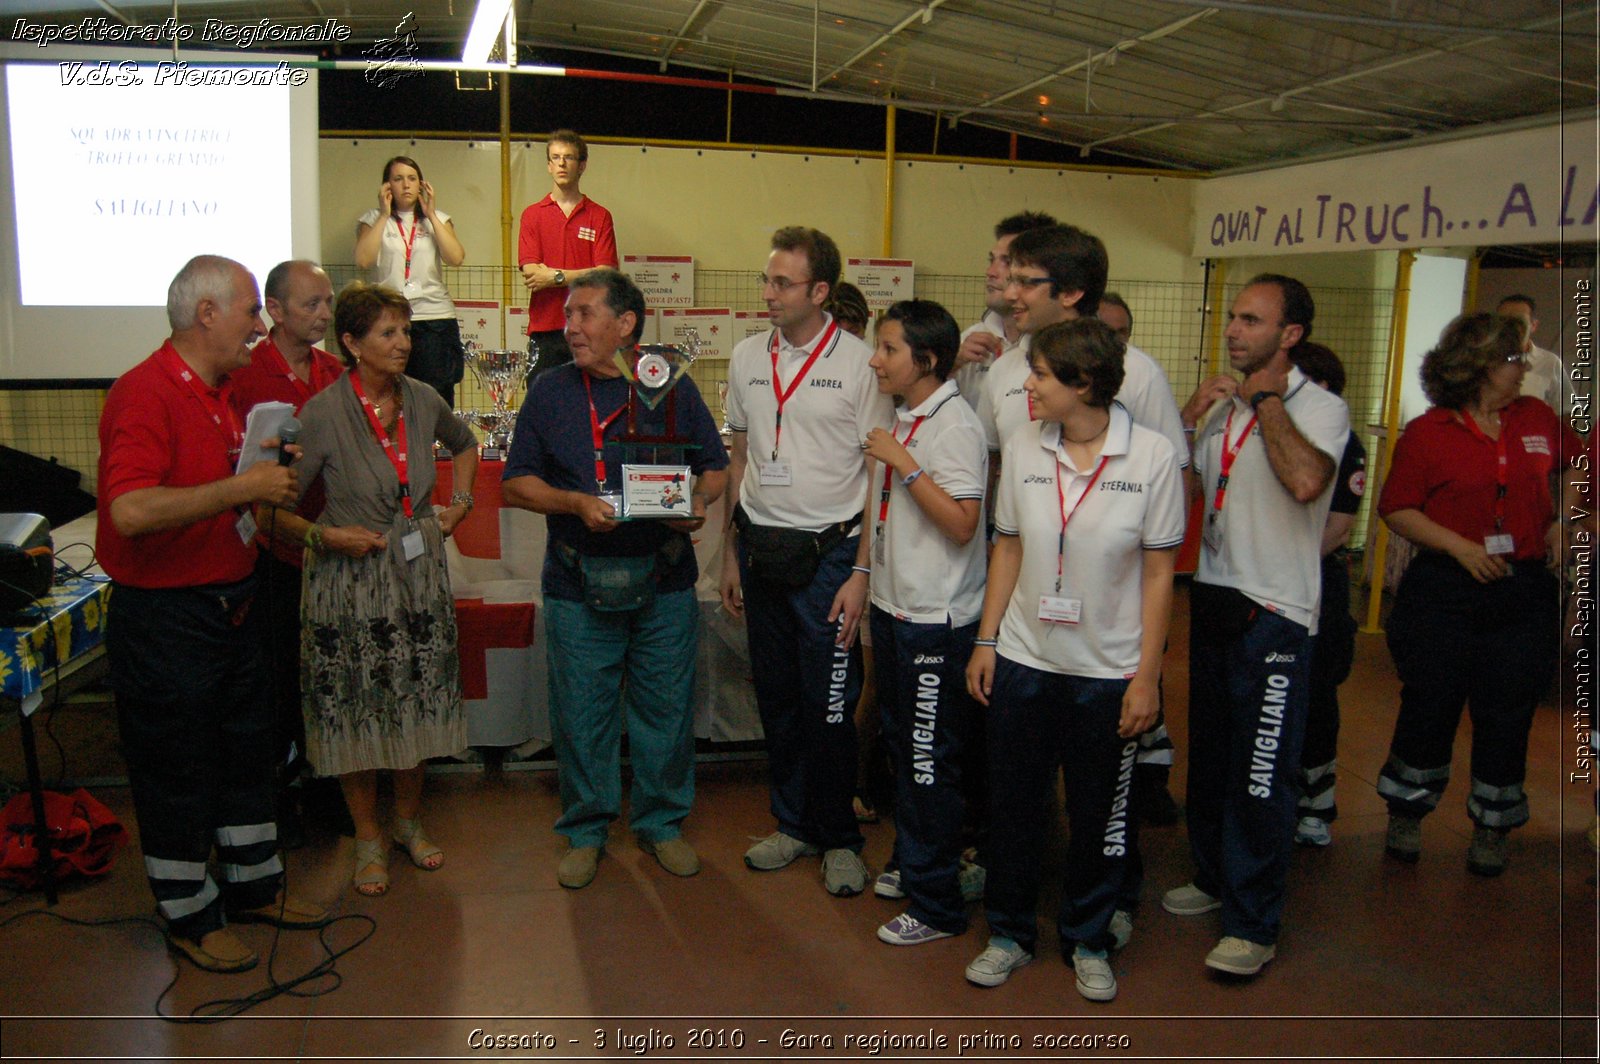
[463,0,514,64]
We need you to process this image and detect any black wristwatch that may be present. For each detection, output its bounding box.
[1249,390,1281,410]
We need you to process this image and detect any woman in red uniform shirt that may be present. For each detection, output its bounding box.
[1377,312,1580,876]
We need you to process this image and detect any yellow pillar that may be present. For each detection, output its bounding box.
[499,73,514,347]
[882,105,896,257]
[1464,251,1483,314]
[1361,248,1418,634]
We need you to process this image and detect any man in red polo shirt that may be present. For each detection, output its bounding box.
[228,260,355,843]
[99,254,329,974]
[518,129,619,376]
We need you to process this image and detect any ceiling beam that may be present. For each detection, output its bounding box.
[1148,0,1584,39]
[657,0,717,72]
[819,0,949,85]
[949,8,1218,121]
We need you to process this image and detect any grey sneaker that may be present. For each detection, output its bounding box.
[1161,882,1221,916]
[1385,814,1422,863]
[1072,946,1117,1001]
[822,848,867,896]
[876,912,955,945]
[964,936,1033,987]
[958,858,986,902]
[1466,826,1508,876]
[1204,935,1276,976]
[744,831,817,871]
[873,869,905,899]
[1294,816,1332,847]
[1109,909,1134,951]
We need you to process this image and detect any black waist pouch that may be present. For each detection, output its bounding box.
[733,505,854,589]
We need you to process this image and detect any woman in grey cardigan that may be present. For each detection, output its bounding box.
[295,281,479,897]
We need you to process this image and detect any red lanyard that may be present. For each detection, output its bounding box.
[876,415,927,525]
[1459,410,1511,531]
[1212,405,1259,514]
[393,215,418,281]
[767,319,838,460]
[158,345,243,458]
[1054,454,1111,593]
[584,373,628,489]
[350,374,413,519]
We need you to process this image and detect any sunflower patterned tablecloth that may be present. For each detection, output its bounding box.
[0,576,112,715]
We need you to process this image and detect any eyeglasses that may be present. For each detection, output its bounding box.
[548,153,582,165]
[759,273,813,294]
[1007,274,1053,289]
[1503,351,1530,365]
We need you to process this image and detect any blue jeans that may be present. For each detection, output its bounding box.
[982,657,1138,955]
[544,589,698,847]
[870,605,976,933]
[1186,582,1312,946]
[739,534,864,852]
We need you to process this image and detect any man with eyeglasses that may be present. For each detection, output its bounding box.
[519,129,619,376]
[720,226,892,897]
[1495,294,1568,420]
[953,211,1057,411]
[1166,274,1349,979]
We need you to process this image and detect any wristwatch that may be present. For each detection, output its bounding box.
[552,269,567,285]
[1249,390,1280,410]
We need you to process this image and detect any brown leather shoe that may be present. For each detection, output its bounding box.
[230,890,333,929]
[169,927,259,973]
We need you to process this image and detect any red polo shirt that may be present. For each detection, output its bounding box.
[228,336,346,567]
[1379,397,1582,562]
[98,342,257,588]
[517,194,618,333]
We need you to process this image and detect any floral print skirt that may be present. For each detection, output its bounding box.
[300,518,467,776]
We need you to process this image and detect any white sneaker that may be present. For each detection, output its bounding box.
[873,869,905,899]
[1072,946,1117,1002]
[1109,909,1134,951]
[1294,816,1332,847]
[1162,882,1221,916]
[964,937,1033,987]
[1204,935,1276,976]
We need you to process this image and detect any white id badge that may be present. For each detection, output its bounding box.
[401,530,425,562]
[1484,533,1515,556]
[1202,511,1223,553]
[1038,595,1083,624]
[873,528,886,566]
[758,460,793,486]
[235,510,257,545]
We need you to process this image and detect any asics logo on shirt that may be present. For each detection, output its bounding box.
[1023,474,1053,484]
[747,377,769,387]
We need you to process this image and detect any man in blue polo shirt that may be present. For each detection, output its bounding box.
[503,269,728,889]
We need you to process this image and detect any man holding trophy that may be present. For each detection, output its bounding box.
[502,269,728,890]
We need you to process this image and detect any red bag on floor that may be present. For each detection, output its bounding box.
[0,788,127,889]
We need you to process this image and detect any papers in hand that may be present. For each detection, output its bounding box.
[237,401,296,474]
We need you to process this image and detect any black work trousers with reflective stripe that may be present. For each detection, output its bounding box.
[1379,554,1558,830]
[1298,552,1356,820]
[109,580,282,937]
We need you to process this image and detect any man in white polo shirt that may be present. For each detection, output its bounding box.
[720,226,893,897]
[1164,274,1350,979]
[1496,294,1567,418]
[953,211,1056,411]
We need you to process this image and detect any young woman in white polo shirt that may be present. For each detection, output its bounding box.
[964,318,1185,1001]
[861,300,989,947]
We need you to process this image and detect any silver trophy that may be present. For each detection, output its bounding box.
[464,344,535,459]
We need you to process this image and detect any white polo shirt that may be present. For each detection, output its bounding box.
[356,207,455,320]
[993,403,1187,678]
[954,310,1014,412]
[980,337,1189,471]
[978,335,1034,451]
[726,314,892,531]
[868,380,989,626]
[1193,366,1350,630]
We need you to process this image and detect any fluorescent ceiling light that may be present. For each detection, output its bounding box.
[463,0,514,64]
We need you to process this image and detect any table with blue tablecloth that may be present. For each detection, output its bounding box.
[1,575,112,719]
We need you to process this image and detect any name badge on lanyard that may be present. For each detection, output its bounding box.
[758,459,793,486]
[1042,451,1109,625]
[235,510,258,546]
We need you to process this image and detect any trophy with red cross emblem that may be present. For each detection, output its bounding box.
[611,328,705,519]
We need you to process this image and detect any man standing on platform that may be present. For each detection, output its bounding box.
[719,226,892,897]
[228,260,362,844]
[98,255,330,974]
[1164,274,1349,978]
[518,129,619,376]
[502,269,727,890]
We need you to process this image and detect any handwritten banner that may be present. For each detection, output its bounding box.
[1192,121,1598,257]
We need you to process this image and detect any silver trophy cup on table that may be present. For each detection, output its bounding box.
[463,344,536,460]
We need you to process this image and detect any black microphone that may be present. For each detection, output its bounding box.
[277,417,301,466]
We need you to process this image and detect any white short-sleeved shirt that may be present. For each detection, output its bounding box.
[726,314,892,530]
[869,380,989,626]
[981,335,1188,471]
[979,335,1034,451]
[1519,343,1566,418]
[1193,366,1351,630]
[954,310,1015,412]
[357,207,456,320]
[993,403,1187,678]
